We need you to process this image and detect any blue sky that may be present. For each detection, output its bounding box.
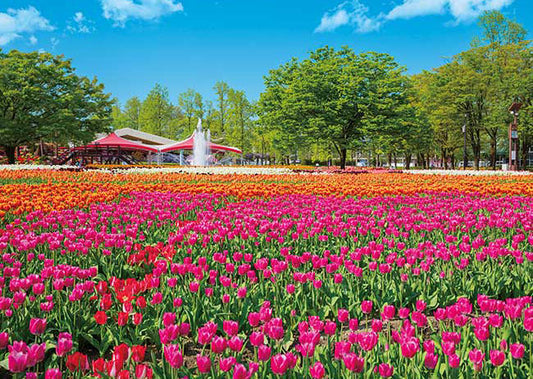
[1,0,532,104]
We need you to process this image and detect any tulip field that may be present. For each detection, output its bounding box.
[0,168,532,378]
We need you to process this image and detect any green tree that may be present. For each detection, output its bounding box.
[213,81,230,139]
[122,97,142,130]
[0,50,112,163]
[227,89,254,152]
[111,100,126,130]
[258,46,411,169]
[139,83,174,138]
[178,89,202,135]
[202,100,216,132]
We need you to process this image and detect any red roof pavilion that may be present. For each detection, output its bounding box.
[76,132,159,153]
[160,134,242,154]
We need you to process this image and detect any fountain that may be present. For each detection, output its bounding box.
[192,119,211,166]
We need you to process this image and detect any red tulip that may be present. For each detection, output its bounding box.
[131,345,146,362]
[66,352,89,372]
[94,311,107,325]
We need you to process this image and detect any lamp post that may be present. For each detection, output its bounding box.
[463,113,467,170]
[508,102,522,171]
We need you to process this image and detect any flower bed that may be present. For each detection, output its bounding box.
[0,182,531,378]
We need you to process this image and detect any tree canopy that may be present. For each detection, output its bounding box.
[257,46,415,168]
[0,50,113,163]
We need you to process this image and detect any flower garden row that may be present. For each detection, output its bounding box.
[1,170,533,219]
[0,176,532,378]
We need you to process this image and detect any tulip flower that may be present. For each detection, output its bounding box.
[343,353,364,373]
[271,353,289,375]
[196,355,211,374]
[510,343,525,359]
[310,361,325,379]
[378,363,394,377]
[45,369,62,379]
[469,349,485,371]
[29,318,46,335]
[164,344,183,369]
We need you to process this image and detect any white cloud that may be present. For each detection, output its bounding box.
[386,0,447,20]
[386,0,515,21]
[316,0,516,33]
[67,11,94,33]
[0,7,54,45]
[315,1,383,33]
[447,0,515,22]
[101,0,184,26]
[29,35,38,45]
[74,12,84,24]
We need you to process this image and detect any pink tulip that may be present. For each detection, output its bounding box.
[400,338,420,358]
[489,350,505,366]
[248,312,260,327]
[233,363,249,379]
[0,332,8,349]
[271,353,289,375]
[448,353,460,368]
[29,318,46,335]
[219,357,236,372]
[56,333,73,357]
[424,352,438,369]
[163,344,183,369]
[45,369,62,379]
[309,361,325,379]
[361,300,373,314]
[210,336,227,354]
[382,305,395,320]
[378,363,394,377]
[343,353,364,373]
[196,355,211,374]
[510,343,525,359]
[250,331,264,347]
[223,320,239,336]
[338,308,349,323]
[334,341,351,360]
[324,321,337,336]
[258,345,271,361]
[228,336,244,352]
[469,349,484,371]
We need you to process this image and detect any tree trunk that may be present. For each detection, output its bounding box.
[490,139,497,170]
[405,153,412,170]
[4,146,16,164]
[442,148,448,169]
[339,148,347,170]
